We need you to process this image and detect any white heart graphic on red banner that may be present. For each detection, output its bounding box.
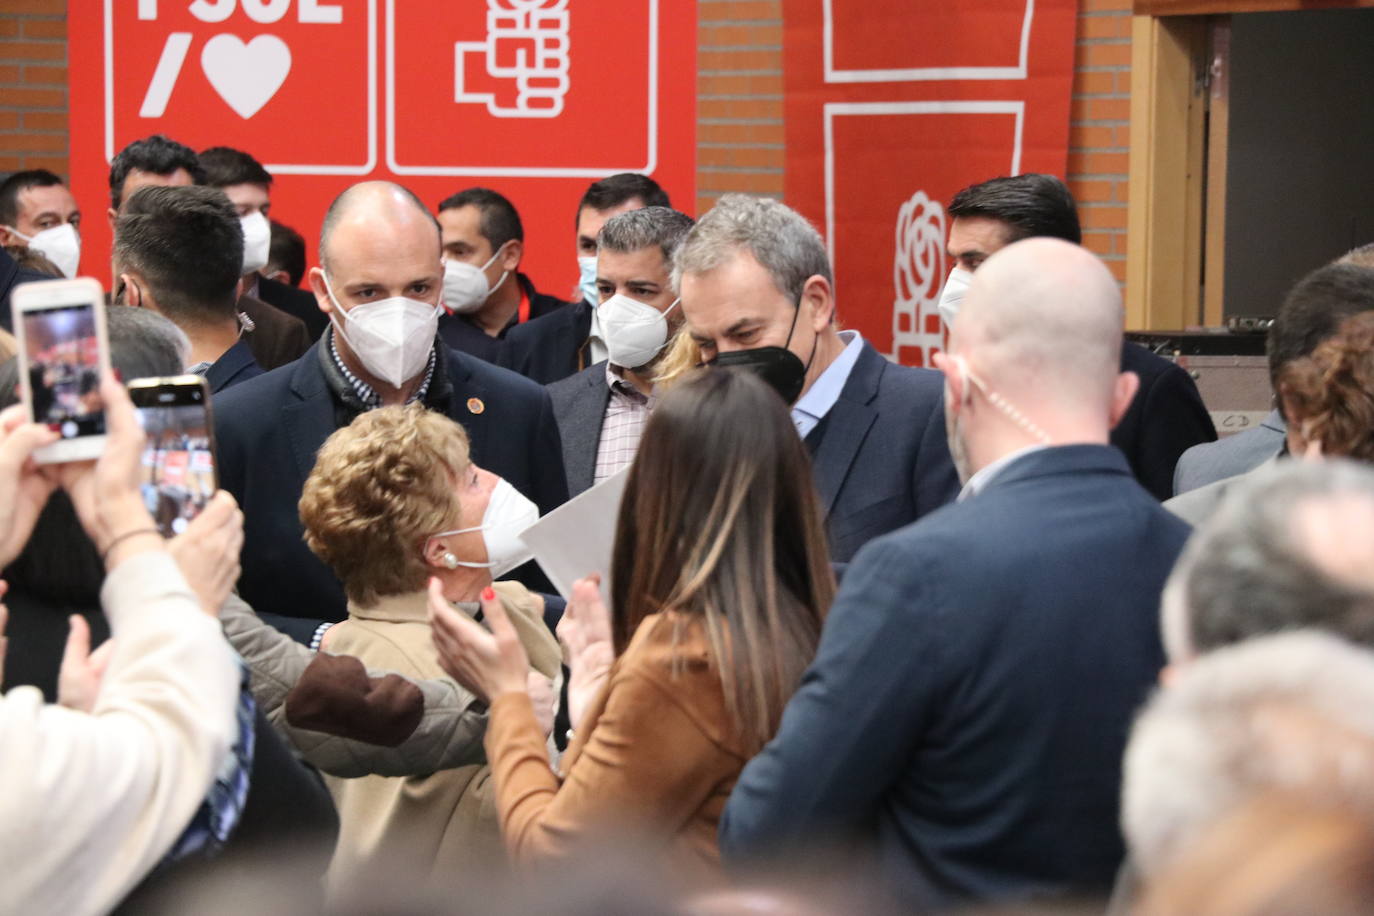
[201,34,291,120]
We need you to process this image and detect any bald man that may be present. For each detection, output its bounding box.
[214,181,568,643]
[720,239,1193,909]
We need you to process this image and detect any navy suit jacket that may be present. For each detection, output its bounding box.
[0,247,54,332]
[214,338,569,641]
[1112,342,1217,500]
[811,343,959,563]
[720,445,1191,909]
[204,338,264,393]
[499,298,593,384]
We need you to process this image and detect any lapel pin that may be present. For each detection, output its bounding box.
[467,397,485,415]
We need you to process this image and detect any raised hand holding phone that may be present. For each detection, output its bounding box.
[10,278,111,464]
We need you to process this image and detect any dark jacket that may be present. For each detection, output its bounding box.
[214,336,569,642]
[204,338,264,393]
[720,445,1191,908]
[256,275,328,341]
[237,294,312,371]
[0,247,55,332]
[807,342,959,563]
[1111,342,1217,500]
[440,273,573,365]
[546,361,614,498]
[499,298,593,384]
[550,345,959,563]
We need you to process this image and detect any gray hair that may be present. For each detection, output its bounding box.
[1162,459,1374,663]
[597,206,695,266]
[672,194,832,303]
[1337,241,1374,270]
[105,305,191,376]
[1122,630,1374,877]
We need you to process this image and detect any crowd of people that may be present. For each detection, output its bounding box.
[0,135,1372,915]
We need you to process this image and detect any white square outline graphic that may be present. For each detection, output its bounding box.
[102,0,378,175]
[385,0,659,177]
[823,101,1025,271]
[823,0,1034,83]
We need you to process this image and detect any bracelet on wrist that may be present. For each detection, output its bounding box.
[101,526,162,561]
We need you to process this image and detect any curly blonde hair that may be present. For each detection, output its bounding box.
[299,404,472,606]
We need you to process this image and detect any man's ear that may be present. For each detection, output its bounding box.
[308,266,333,316]
[106,207,118,233]
[1108,370,1141,430]
[0,226,18,246]
[499,238,523,272]
[801,274,835,331]
[932,351,964,414]
[264,269,290,286]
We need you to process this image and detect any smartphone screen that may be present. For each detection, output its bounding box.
[129,379,216,538]
[22,303,106,439]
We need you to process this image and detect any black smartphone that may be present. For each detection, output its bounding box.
[126,375,218,538]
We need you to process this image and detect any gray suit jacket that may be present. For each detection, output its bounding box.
[1172,409,1286,496]
[1165,456,1280,526]
[547,361,614,498]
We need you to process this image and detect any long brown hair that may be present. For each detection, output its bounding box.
[610,368,835,754]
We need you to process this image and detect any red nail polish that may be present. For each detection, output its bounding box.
[482,586,495,602]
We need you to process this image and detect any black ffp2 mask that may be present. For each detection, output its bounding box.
[708,346,808,405]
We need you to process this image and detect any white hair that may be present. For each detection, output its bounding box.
[1122,630,1374,877]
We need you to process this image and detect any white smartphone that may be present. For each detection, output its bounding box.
[11,277,111,464]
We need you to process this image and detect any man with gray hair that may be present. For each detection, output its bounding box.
[1161,459,1374,666]
[721,238,1191,908]
[1122,630,1374,880]
[677,194,957,563]
[547,205,693,497]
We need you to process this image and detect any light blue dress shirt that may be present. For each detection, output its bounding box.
[791,329,864,439]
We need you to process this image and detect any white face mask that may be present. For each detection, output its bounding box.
[322,273,441,389]
[10,222,80,278]
[937,266,973,330]
[598,293,678,369]
[240,211,271,276]
[430,477,540,579]
[577,255,599,305]
[443,246,509,316]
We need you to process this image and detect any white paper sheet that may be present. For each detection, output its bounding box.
[518,466,630,604]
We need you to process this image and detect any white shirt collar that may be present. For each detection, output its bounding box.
[791,329,863,438]
[958,444,1050,501]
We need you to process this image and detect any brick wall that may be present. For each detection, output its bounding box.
[695,0,784,216]
[1069,0,1134,283]
[0,1,67,178]
[0,0,1131,275]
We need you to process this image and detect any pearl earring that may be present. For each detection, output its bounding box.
[443,552,459,569]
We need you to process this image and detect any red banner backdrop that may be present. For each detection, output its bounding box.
[784,0,1077,368]
[67,0,695,295]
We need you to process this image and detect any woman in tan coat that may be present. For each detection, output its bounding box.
[430,369,836,877]
[297,404,560,893]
